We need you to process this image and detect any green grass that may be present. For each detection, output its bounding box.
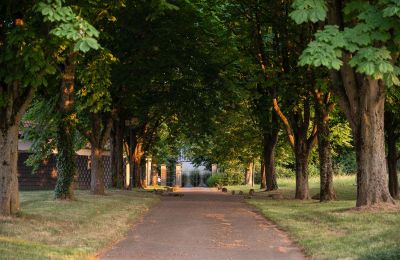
[240,176,400,260]
[0,189,159,260]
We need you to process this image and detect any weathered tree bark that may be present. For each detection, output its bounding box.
[91,146,105,195]
[294,144,310,200]
[0,82,35,215]
[314,90,336,201]
[54,54,77,200]
[0,125,20,216]
[111,117,124,188]
[326,1,394,207]
[385,111,399,199]
[263,125,279,191]
[353,81,393,206]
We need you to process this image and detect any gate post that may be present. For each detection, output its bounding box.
[175,163,182,187]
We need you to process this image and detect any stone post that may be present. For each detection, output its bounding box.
[160,164,167,186]
[175,163,182,187]
[145,157,152,186]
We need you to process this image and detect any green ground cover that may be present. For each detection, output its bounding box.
[0,190,159,260]
[241,176,400,260]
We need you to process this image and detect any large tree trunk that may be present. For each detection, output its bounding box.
[0,82,36,215]
[54,54,77,200]
[111,118,124,189]
[294,143,310,200]
[91,146,105,195]
[353,80,394,207]
[315,92,336,201]
[263,128,279,191]
[0,125,20,215]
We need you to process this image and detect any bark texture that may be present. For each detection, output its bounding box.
[314,90,336,201]
[0,125,20,215]
[294,141,310,200]
[91,147,105,195]
[111,118,124,188]
[263,128,279,191]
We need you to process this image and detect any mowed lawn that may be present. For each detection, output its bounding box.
[244,176,400,260]
[0,190,159,260]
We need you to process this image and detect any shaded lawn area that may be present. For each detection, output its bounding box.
[0,189,159,259]
[243,176,400,260]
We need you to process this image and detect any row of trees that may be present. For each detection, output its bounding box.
[186,0,400,207]
[0,0,235,216]
[1,0,399,216]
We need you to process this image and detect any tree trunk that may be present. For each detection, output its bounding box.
[91,146,105,195]
[295,143,310,200]
[245,161,254,185]
[0,125,20,215]
[54,54,77,200]
[387,133,399,199]
[386,112,399,199]
[263,129,279,191]
[315,92,336,201]
[260,160,266,189]
[353,80,394,207]
[133,156,143,188]
[54,119,76,199]
[111,118,124,188]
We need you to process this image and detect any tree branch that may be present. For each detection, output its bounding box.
[273,98,295,148]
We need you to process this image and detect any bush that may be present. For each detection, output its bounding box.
[206,175,223,187]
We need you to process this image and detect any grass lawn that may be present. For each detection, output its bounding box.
[238,176,400,260]
[0,189,159,260]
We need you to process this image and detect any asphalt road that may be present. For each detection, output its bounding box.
[100,188,305,260]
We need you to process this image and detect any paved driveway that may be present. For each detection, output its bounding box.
[100,188,305,260]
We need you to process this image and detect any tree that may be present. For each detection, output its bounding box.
[76,50,115,195]
[37,0,100,199]
[0,0,87,215]
[292,0,397,206]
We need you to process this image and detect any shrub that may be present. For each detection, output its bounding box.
[206,175,223,187]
